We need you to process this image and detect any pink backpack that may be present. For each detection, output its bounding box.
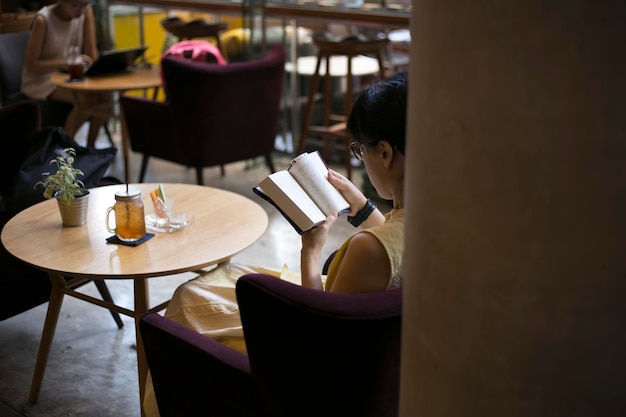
[161,40,227,87]
[162,40,227,65]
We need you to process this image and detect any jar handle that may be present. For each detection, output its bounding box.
[105,206,116,234]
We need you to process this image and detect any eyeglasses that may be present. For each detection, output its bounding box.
[350,141,364,161]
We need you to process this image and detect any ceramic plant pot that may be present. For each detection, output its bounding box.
[56,190,89,227]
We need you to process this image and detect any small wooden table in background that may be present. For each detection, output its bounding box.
[50,67,162,184]
[1,183,268,416]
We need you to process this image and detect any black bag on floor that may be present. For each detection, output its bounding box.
[10,126,117,214]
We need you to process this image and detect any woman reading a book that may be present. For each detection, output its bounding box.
[21,0,109,148]
[143,70,407,416]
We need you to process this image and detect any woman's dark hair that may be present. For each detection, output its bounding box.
[347,70,407,155]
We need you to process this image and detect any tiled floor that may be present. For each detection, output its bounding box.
[0,125,375,417]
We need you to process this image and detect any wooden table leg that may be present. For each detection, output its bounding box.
[70,89,130,182]
[29,273,67,403]
[134,278,150,417]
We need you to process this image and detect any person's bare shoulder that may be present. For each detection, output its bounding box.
[31,13,46,29]
[329,232,390,293]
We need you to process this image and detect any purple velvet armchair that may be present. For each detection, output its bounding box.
[0,101,49,321]
[120,44,286,185]
[140,273,402,417]
[0,101,122,327]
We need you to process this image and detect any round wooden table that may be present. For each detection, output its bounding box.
[1,183,268,414]
[50,66,161,94]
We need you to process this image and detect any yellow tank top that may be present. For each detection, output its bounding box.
[325,208,404,291]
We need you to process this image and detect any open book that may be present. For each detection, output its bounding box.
[253,151,350,234]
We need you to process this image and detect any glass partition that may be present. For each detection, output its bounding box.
[241,0,266,60]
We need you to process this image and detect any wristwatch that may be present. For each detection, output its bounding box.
[348,199,377,227]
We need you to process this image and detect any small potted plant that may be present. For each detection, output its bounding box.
[34,147,89,227]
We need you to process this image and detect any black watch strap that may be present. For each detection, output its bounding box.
[348,199,377,227]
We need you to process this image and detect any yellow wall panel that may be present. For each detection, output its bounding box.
[112,11,168,100]
[113,11,169,64]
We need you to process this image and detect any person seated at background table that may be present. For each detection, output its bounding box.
[21,0,109,148]
[143,70,408,417]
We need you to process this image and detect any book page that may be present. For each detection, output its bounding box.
[258,171,326,232]
[288,152,350,215]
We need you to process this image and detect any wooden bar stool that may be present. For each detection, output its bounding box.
[161,17,228,55]
[297,35,389,179]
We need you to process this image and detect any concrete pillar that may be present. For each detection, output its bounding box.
[401,1,626,415]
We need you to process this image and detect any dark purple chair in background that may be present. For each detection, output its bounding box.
[0,31,73,130]
[120,44,286,185]
[140,273,402,417]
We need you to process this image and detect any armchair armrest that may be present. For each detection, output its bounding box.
[140,312,254,417]
[119,95,174,156]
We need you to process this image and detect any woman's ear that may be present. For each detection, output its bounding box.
[378,141,394,168]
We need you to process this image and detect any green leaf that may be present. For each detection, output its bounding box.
[33,147,86,201]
